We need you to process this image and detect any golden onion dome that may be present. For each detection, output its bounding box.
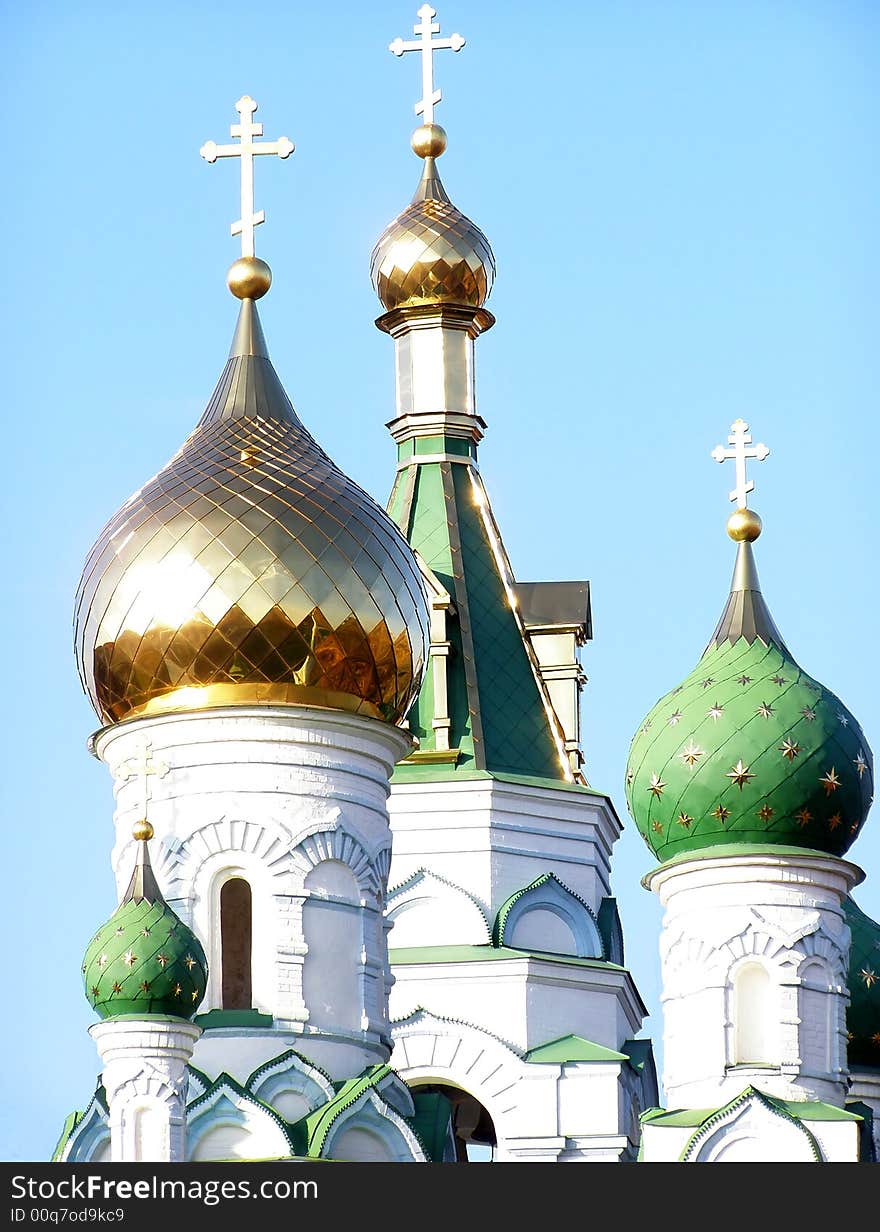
[74,270,429,726]
[370,125,495,312]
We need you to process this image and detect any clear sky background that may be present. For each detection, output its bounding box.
[3,1,878,1161]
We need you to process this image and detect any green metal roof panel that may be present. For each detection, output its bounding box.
[389,457,564,781]
[524,1034,628,1064]
[389,943,625,971]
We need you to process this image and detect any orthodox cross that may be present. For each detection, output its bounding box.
[389,4,465,125]
[200,96,294,258]
[711,418,770,508]
[118,741,169,824]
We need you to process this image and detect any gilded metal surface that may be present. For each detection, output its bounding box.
[74,300,428,726]
[411,123,447,158]
[727,507,762,542]
[371,158,495,311]
[227,256,272,300]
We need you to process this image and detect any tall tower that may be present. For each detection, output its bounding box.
[369,6,657,1162]
[626,421,874,1162]
[56,95,451,1164]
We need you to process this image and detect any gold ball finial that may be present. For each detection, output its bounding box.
[727,508,763,542]
[411,124,447,159]
[227,256,272,300]
[132,819,154,842]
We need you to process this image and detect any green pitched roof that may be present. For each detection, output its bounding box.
[388,442,565,782]
[524,1034,628,1064]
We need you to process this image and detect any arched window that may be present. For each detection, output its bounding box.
[734,962,774,1063]
[410,1083,496,1162]
[220,878,252,1010]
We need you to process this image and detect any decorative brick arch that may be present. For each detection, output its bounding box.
[390,1009,526,1139]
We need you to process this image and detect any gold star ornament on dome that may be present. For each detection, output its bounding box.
[779,738,801,762]
[711,805,731,823]
[828,813,843,831]
[820,768,841,796]
[707,703,724,722]
[680,740,704,768]
[796,807,812,827]
[651,821,663,834]
[756,702,774,719]
[860,967,878,990]
[736,675,753,686]
[647,773,666,798]
[855,752,868,778]
[123,951,137,968]
[668,711,683,726]
[677,812,693,828]
[757,804,774,822]
[726,760,755,790]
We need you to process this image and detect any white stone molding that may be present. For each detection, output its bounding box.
[647,850,861,1109]
[495,873,604,959]
[321,1089,427,1162]
[185,1076,294,1162]
[387,869,491,947]
[290,822,388,902]
[244,1049,335,1124]
[681,1090,820,1162]
[89,1019,201,1163]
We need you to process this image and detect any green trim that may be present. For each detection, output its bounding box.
[301,1065,393,1158]
[186,1071,296,1154]
[408,1091,453,1163]
[621,1038,654,1075]
[51,1111,83,1162]
[642,1092,862,1130]
[390,943,625,972]
[193,1008,274,1029]
[524,1034,627,1064]
[492,872,600,950]
[245,1047,333,1092]
[679,1088,822,1162]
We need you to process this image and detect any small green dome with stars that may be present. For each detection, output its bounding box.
[844,896,880,1071]
[625,516,873,865]
[82,823,208,1020]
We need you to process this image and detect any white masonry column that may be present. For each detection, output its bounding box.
[92,707,411,1084]
[646,851,862,1110]
[90,1019,201,1162]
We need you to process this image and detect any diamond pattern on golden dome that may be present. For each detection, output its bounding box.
[74,301,428,726]
[371,157,495,311]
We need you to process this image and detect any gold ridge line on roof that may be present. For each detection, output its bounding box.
[74,300,428,726]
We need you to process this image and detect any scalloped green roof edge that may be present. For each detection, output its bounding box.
[245,1047,333,1092]
[186,1070,297,1154]
[51,1084,108,1162]
[525,1034,627,1064]
[492,872,601,951]
[642,1092,862,1128]
[679,1088,824,1162]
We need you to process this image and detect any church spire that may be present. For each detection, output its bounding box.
[374,10,572,782]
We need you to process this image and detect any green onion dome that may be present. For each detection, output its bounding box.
[625,513,873,864]
[844,896,880,1070]
[82,822,207,1020]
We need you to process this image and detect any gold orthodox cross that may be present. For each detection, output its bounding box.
[200,96,294,258]
[390,4,465,126]
[711,419,770,508]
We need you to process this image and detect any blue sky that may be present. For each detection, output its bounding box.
[4,1,878,1160]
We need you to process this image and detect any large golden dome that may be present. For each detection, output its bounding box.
[74,294,429,726]
[371,128,495,312]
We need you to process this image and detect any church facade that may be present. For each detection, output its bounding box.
[54,7,878,1165]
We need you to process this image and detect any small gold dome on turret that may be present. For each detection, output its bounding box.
[371,128,495,312]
